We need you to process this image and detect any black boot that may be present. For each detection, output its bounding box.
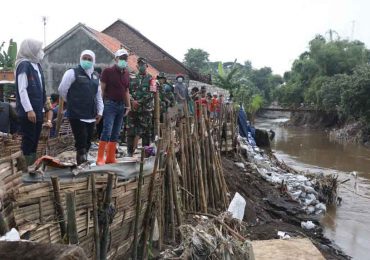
[127,136,135,157]
[76,149,87,165]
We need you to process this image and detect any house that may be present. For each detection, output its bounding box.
[103,19,211,84]
[43,23,159,94]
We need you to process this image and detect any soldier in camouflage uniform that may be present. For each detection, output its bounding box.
[127,57,154,156]
[157,72,176,122]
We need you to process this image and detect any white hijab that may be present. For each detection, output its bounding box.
[15,39,43,72]
[80,50,95,76]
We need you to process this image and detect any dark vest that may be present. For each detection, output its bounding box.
[67,66,99,119]
[15,61,46,121]
[0,102,10,133]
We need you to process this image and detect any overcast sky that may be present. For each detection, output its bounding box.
[1,0,369,75]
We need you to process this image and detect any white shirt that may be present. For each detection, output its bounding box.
[17,63,44,112]
[58,69,104,123]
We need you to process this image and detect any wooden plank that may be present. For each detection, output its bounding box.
[251,238,325,260]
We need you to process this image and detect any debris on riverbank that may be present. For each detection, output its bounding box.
[160,212,254,259]
[221,136,349,260]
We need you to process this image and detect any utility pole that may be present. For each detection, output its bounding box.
[42,16,47,47]
[351,20,355,40]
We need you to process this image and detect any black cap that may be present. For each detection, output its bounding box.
[137,57,147,64]
[157,72,166,79]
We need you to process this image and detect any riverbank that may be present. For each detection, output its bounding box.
[224,138,349,259]
[285,111,370,147]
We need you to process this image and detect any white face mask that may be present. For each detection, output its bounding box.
[177,77,183,83]
[37,50,45,61]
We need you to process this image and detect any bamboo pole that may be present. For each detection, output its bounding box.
[167,143,176,243]
[171,145,182,227]
[179,123,188,209]
[100,173,114,260]
[0,212,9,236]
[154,90,160,137]
[141,140,162,259]
[51,176,66,240]
[132,149,145,260]
[91,173,100,260]
[55,98,64,136]
[66,192,78,245]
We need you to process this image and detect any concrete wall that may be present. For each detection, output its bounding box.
[189,80,229,97]
[42,28,115,95]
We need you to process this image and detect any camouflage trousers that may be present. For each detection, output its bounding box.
[126,111,153,154]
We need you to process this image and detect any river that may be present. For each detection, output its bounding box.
[256,115,370,260]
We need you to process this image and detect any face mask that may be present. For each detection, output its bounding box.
[37,50,45,61]
[80,60,93,70]
[118,60,128,69]
[177,77,183,83]
[139,65,146,73]
[164,85,172,93]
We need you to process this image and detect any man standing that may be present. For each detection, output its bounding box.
[15,39,48,166]
[58,50,103,165]
[174,74,188,118]
[157,72,175,119]
[127,57,154,157]
[96,49,131,165]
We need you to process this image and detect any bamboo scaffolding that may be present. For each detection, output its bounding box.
[132,149,145,260]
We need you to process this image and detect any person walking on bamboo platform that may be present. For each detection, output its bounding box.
[127,57,154,157]
[15,39,50,166]
[96,49,131,165]
[58,50,103,165]
[173,73,188,118]
[157,72,176,122]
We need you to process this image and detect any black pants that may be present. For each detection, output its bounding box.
[69,119,95,152]
[19,117,43,156]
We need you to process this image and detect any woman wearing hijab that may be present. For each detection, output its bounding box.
[58,50,104,165]
[15,39,47,166]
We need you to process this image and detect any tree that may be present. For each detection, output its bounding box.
[183,48,210,74]
[213,61,240,96]
[341,64,370,122]
[0,39,17,71]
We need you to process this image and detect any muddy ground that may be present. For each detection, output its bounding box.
[222,154,350,260]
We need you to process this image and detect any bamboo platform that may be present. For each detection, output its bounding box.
[0,151,160,259]
[0,101,237,259]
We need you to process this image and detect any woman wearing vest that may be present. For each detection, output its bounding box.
[58,50,104,165]
[15,39,48,166]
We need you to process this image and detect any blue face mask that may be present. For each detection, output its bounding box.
[118,60,128,69]
[80,60,93,70]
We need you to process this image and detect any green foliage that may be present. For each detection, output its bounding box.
[276,33,370,125]
[248,94,264,114]
[341,65,370,122]
[183,50,282,113]
[0,39,17,71]
[213,61,240,95]
[183,48,210,74]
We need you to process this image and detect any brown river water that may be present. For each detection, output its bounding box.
[256,116,370,260]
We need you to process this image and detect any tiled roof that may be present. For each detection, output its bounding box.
[88,27,159,77]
